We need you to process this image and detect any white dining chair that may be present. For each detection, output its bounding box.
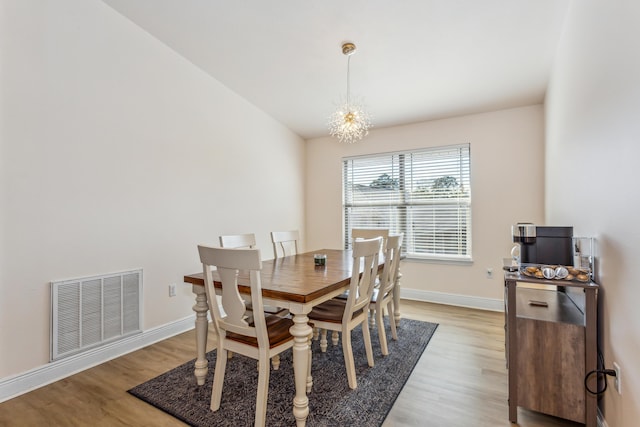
[307,236,382,389]
[369,233,403,356]
[198,245,294,427]
[271,229,322,346]
[328,228,389,345]
[270,230,300,258]
[219,233,288,367]
[349,228,391,328]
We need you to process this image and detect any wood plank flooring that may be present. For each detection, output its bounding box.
[0,300,583,426]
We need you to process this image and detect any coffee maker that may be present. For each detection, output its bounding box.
[511,223,574,266]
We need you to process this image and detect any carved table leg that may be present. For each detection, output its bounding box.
[393,270,403,327]
[290,312,312,427]
[192,284,209,386]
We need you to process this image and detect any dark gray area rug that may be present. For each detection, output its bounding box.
[128,318,438,426]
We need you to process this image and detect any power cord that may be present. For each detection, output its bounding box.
[585,368,617,395]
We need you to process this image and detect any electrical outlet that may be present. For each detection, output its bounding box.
[168,284,177,297]
[486,268,493,279]
[613,362,621,394]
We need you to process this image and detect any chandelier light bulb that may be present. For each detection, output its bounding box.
[329,102,371,144]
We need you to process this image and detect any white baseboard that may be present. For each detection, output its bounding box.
[0,315,195,403]
[400,288,504,312]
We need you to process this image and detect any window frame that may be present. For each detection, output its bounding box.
[342,144,472,262]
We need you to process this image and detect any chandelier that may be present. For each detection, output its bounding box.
[328,42,371,143]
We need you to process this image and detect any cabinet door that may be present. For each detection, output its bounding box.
[516,317,585,423]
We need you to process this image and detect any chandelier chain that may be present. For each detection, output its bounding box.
[346,55,351,106]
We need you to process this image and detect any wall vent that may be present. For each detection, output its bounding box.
[51,269,142,361]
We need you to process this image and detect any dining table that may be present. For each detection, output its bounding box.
[183,248,402,427]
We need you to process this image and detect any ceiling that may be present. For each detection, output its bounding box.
[101,0,570,140]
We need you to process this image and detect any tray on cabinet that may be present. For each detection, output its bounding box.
[519,263,590,282]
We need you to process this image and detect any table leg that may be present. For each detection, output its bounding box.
[192,284,209,386]
[290,312,312,427]
[393,270,402,327]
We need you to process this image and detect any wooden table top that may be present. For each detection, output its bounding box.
[184,249,382,304]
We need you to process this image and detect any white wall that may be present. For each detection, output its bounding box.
[306,105,545,306]
[0,0,305,378]
[545,1,640,426]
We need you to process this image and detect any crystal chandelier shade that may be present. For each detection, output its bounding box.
[328,43,371,144]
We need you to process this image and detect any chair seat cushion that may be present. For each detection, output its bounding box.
[337,278,381,301]
[226,315,294,348]
[335,291,349,300]
[245,302,289,316]
[308,299,363,324]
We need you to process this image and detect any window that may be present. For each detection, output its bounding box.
[343,144,471,261]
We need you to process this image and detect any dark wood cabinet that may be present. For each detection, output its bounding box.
[504,273,598,426]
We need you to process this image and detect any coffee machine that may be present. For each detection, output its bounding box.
[511,223,574,266]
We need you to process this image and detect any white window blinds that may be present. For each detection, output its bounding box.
[343,144,472,261]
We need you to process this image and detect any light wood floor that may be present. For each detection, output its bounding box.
[0,300,582,427]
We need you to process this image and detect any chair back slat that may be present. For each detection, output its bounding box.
[219,233,256,249]
[351,228,389,251]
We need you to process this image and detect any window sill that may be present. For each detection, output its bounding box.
[403,255,473,266]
